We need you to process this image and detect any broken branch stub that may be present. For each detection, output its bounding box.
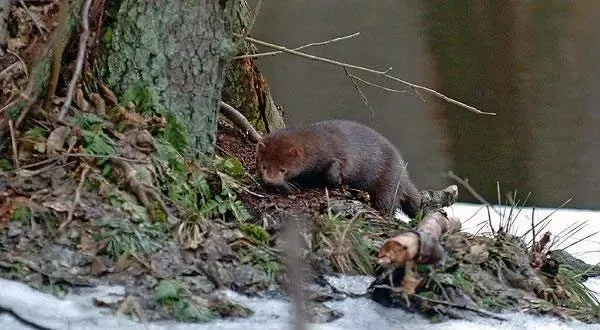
[375,185,461,295]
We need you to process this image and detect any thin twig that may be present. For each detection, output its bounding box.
[18,0,47,39]
[1,153,148,175]
[60,166,89,230]
[520,198,572,241]
[346,72,408,94]
[238,34,495,116]
[549,222,588,250]
[460,204,485,225]
[497,182,503,230]
[447,171,501,216]
[8,119,19,169]
[233,32,360,60]
[58,0,92,121]
[559,230,600,252]
[344,68,374,117]
[511,192,531,230]
[531,207,536,249]
[486,205,494,235]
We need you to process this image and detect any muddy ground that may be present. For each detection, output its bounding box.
[1,120,599,324]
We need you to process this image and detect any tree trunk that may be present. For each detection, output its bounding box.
[100,0,236,155]
[221,1,285,134]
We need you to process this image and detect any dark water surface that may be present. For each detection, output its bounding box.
[251,1,600,209]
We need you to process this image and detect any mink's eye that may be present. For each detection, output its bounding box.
[279,168,286,173]
[262,165,266,170]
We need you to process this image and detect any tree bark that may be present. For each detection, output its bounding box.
[221,0,285,134]
[0,0,10,54]
[100,0,237,155]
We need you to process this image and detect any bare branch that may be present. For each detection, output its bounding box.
[238,34,495,116]
[58,0,92,121]
[234,32,360,60]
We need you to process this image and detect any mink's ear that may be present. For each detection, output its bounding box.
[256,141,266,152]
[289,147,300,158]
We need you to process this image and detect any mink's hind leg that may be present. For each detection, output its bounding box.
[370,190,394,216]
[395,178,421,219]
[371,173,421,218]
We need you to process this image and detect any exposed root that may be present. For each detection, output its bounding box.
[219,101,262,143]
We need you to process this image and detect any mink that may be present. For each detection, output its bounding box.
[255,119,421,218]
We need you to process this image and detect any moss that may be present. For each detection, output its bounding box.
[156,279,220,323]
[0,159,11,171]
[239,224,270,245]
[9,206,31,223]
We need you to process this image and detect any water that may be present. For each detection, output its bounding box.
[250,0,600,210]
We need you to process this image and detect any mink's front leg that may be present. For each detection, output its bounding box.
[325,159,344,187]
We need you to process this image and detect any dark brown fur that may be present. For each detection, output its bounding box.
[255,119,421,218]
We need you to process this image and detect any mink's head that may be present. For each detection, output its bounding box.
[255,135,305,187]
[377,240,409,268]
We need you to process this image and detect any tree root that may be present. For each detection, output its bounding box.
[219,100,262,143]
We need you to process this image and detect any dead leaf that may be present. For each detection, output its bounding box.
[89,93,106,116]
[75,87,90,112]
